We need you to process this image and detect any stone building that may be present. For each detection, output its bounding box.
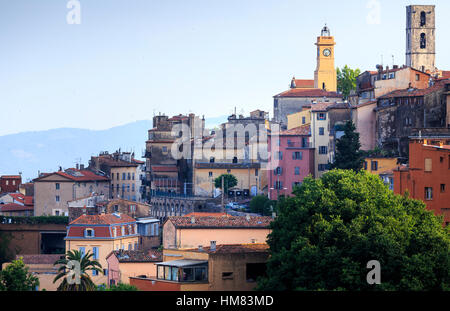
[89,151,145,202]
[144,114,205,199]
[406,5,436,73]
[375,79,450,158]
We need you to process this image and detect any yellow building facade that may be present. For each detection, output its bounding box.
[65,214,140,285]
[363,157,399,175]
[314,25,337,92]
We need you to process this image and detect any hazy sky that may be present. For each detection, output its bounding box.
[1,0,449,136]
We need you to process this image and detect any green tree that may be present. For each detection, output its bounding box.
[0,257,39,291]
[53,250,103,291]
[249,195,272,216]
[98,283,138,291]
[337,65,361,99]
[331,121,365,171]
[214,174,238,194]
[257,170,450,291]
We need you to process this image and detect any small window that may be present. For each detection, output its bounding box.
[317,113,326,121]
[420,33,426,49]
[416,74,420,81]
[364,161,368,170]
[293,152,303,160]
[425,158,432,172]
[420,11,426,27]
[319,146,328,154]
[425,187,433,200]
[162,146,168,153]
[208,172,213,177]
[371,161,378,171]
[302,116,306,124]
[222,272,234,280]
[294,167,300,175]
[441,184,446,193]
[319,127,325,136]
[55,183,60,190]
[56,195,60,202]
[85,229,94,238]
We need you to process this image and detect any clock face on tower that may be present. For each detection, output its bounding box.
[323,49,331,57]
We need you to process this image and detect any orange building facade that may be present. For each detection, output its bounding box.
[394,138,450,225]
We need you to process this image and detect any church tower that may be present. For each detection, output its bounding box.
[314,25,337,92]
[406,5,436,72]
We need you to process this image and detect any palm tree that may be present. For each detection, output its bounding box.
[53,250,103,291]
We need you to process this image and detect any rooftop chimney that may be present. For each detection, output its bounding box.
[210,241,216,251]
[191,216,196,224]
[246,214,251,221]
[80,164,85,170]
[198,245,203,251]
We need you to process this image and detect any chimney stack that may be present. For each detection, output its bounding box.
[191,216,196,224]
[210,241,216,251]
[246,214,251,221]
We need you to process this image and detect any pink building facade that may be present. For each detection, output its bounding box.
[268,125,315,200]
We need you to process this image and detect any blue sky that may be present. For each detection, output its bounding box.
[0,0,448,136]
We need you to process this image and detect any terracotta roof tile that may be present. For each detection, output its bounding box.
[275,88,343,98]
[17,254,64,265]
[184,212,230,218]
[34,169,109,182]
[70,213,136,225]
[0,203,33,212]
[379,79,449,99]
[109,249,162,262]
[276,125,311,136]
[168,216,272,229]
[291,79,315,89]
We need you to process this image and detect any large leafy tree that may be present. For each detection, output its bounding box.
[53,250,103,291]
[0,232,13,267]
[337,65,361,99]
[257,170,450,291]
[214,174,238,194]
[0,257,39,291]
[331,121,365,171]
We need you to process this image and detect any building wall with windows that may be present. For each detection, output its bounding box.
[394,138,450,225]
[267,125,314,200]
[363,157,399,175]
[65,214,139,285]
[34,171,110,217]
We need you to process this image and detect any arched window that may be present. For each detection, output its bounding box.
[420,11,426,27]
[420,33,426,49]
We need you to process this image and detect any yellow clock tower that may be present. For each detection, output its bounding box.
[314,25,337,92]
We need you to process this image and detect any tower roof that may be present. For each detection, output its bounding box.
[321,24,330,36]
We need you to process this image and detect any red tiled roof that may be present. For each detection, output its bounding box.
[17,254,64,265]
[275,88,342,98]
[24,196,33,206]
[95,156,139,168]
[311,102,336,112]
[0,175,21,179]
[184,212,230,218]
[70,213,136,225]
[108,249,162,263]
[442,71,450,79]
[8,193,25,203]
[379,79,449,99]
[0,203,33,212]
[34,169,109,182]
[292,79,315,89]
[168,216,272,229]
[278,125,311,136]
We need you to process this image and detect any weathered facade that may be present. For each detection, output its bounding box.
[376,79,450,157]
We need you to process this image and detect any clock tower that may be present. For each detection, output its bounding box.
[314,25,337,92]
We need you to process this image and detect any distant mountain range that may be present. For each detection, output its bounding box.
[0,116,228,182]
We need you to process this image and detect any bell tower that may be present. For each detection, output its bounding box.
[406,5,436,72]
[314,25,337,92]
